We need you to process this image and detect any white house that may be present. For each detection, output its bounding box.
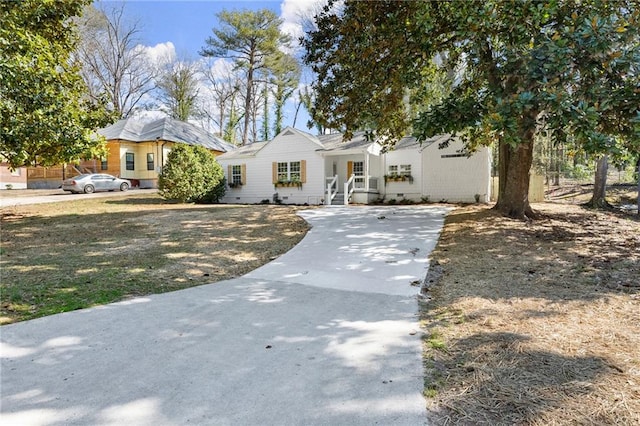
[216,127,492,205]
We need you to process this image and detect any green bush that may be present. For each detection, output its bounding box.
[197,177,227,204]
[158,144,225,203]
[569,164,593,181]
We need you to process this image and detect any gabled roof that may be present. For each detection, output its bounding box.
[316,131,374,152]
[217,127,324,160]
[316,131,455,153]
[276,127,325,149]
[99,117,236,153]
[393,134,452,151]
[216,141,268,160]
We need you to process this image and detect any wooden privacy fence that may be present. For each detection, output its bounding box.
[491,174,545,202]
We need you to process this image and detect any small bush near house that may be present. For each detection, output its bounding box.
[158,144,225,203]
[197,177,227,204]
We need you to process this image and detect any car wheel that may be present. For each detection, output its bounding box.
[84,184,95,194]
[120,182,129,192]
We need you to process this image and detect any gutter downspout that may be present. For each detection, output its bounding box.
[160,139,167,174]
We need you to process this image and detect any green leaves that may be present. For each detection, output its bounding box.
[304,0,639,154]
[200,9,293,144]
[158,144,225,203]
[0,0,105,168]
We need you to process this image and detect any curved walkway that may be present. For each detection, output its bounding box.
[1,205,450,426]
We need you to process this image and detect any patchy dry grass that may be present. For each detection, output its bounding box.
[421,202,640,425]
[0,193,310,324]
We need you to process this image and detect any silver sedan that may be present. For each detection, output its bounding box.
[62,174,131,194]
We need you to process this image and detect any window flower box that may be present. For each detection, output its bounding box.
[384,174,414,184]
[274,180,303,189]
[228,181,243,188]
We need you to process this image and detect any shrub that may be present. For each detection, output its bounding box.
[569,164,593,181]
[158,144,225,203]
[197,177,226,204]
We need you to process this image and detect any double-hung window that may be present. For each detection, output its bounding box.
[277,162,289,181]
[289,161,301,181]
[125,153,135,171]
[147,153,154,171]
[231,165,242,184]
[388,164,411,176]
[273,160,305,185]
[277,161,301,181]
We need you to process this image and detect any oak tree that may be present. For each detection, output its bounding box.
[304,0,639,218]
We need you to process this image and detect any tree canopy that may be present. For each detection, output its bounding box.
[157,60,201,121]
[0,0,108,168]
[76,3,156,119]
[201,9,293,145]
[304,0,640,218]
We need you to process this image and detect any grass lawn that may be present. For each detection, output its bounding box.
[0,193,309,324]
[421,202,640,425]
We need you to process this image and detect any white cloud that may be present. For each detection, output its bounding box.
[206,58,235,79]
[139,41,176,67]
[279,0,328,50]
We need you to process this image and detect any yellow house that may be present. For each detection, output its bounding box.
[26,117,235,189]
[98,117,235,188]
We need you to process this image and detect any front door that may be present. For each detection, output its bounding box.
[347,161,365,188]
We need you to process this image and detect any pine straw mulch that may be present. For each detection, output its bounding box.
[421,202,640,425]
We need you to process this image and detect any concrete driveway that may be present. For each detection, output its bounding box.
[1,205,450,425]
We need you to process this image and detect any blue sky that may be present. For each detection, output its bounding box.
[99,0,317,132]
[109,1,284,58]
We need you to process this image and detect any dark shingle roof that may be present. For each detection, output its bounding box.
[99,117,236,153]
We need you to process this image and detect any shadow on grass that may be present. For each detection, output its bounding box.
[0,204,308,323]
[425,331,614,425]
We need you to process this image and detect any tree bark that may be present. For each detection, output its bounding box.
[586,155,610,208]
[554,145,562,186]
[496,139,509,204]
[494,138,536,219]
[636,157,639,216]
[242,62,253,145]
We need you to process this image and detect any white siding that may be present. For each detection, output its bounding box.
[219,130,325,205]
[218,130,492,206]
[421,140,491,203]
[382,149,423,202]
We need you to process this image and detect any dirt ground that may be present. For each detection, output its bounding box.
[421,201,639,425]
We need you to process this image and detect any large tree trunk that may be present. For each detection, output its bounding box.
[586,155,610,208]
[636,157,639,216]
[494,135,535,219]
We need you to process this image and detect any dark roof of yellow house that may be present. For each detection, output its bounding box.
[99,117,236,153]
